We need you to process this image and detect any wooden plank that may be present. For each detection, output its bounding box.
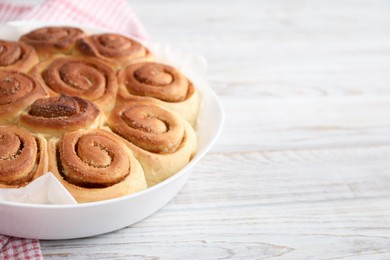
[42,146,390,258]
[217,97,390,152]
[134,0,390,99]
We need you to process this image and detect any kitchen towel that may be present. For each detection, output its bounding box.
[0,0,148,259]
[0,236,42,260]
[0,0,148,39]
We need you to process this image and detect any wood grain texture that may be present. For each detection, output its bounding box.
[40,0,390,259]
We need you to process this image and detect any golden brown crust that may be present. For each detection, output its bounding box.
[0,26,200,198]
[117,62,200,125]
[0,40,39,72]
[108,100,184,154]
[20,26,85,59]
[48,129,147,203]
[118,62,190,102]
[30,55,118,112]
[107,100,197,186]
[19,95,101,137]
[0,70,47,124]
[75,33,153,69]
[0,125,48,188]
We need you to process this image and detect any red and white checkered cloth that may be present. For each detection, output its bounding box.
[0,0,148,259]
[0,0,148,39]
[0,236,42,260]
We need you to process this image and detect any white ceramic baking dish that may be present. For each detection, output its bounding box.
[0,21,224,239]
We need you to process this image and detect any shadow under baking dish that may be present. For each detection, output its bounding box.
[0,22,225,239]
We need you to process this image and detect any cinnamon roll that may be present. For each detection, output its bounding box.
[0,70,47,124]
[0,40,39,72]
[20,26,85,59]
[19,95,101,137]
[0,125,47,188]
[30,56,118,112]
[117,62,200,125]
[48,129,147,203]
[75,33,152,69]
[107,100,197,186]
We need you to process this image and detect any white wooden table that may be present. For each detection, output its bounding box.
[40,0,390,258]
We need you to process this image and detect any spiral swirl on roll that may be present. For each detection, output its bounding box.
[31,56,117,111]
[117,62,200,125]
[108,101,185,154]
[49,129,147,202]
[0,125,46,187]
[20,95,100,136]
[0,70,47,124]
[58,129,130,187]
[119,62,192,102]
[0,40,39,72]
[75,33,152,68]
[20,26,85,57]
[107,100,197,186]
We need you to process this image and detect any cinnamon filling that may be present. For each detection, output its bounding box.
[0,132,22,160]
[58,131,131,188]
[94,33,146,58]
[41,57,112,102]
[98,34,132,50]
[0,71,36,105]
[134,64,173,86]
[76,33,147,60]
[22,95,100,131]
[22,27,83,48]
[29,95,81,118]
[0,126,38,186]
[0,43,23,66]
[110,103,185,154]
[123,62,190,102]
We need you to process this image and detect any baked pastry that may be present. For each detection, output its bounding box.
[19,95,101,137]
[107,99,196,186]
[117,62,200,125]
[0,26,200,202]
[75,33,153,69]
[0,40,39,72]
[0,125,47,188]
[30,55,118,112]
[20,26,85,59]
[0,70,47,124]
[48,129,147,203]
